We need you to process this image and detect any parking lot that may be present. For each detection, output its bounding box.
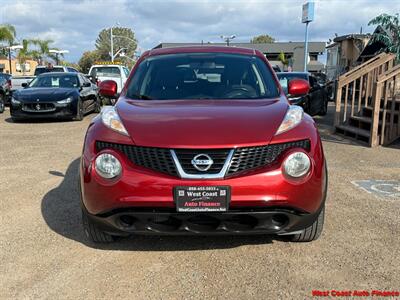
[0,104,399,299]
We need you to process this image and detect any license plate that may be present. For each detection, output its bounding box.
[174,186,230,212]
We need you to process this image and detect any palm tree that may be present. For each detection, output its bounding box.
[16,39,33,75]
[0,24,16,44]
[368,13,400,60]
[0,24,17,73]
[30,38,54,65]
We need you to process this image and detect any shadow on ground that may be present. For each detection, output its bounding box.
[41,158,275,251]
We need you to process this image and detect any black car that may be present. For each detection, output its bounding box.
[10,72,100,121]
[277,72,328,116]
[0,73,12,113]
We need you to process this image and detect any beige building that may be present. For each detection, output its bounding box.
[0,58,38,76]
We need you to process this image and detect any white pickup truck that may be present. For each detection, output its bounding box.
[88,64,130,93]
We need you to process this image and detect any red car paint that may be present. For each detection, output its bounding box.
[81,46,327,237]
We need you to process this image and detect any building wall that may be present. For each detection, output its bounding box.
[0,58,38,76]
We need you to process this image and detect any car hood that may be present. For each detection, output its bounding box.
[116,97,288,148]
[14,88,76,102]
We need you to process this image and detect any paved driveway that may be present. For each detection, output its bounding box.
[1,104,399,299]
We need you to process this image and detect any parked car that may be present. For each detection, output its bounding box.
[80,46,327,243]
[277,72,328,116]
[0,73,12,112]
[88,64,130,94]
[34,65,79,76]
[10,72,100,121]
[11,75,35,93]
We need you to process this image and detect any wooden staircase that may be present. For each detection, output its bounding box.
[334,53,400,146]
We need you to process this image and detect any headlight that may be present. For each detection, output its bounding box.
[101,106,129,136]
[283,152,311,178]
[275,106,303,135]
[11,97,21,105]
[95,153,122,179]
[57,97,73,104]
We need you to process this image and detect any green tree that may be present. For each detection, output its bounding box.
[278,52,288,66]
[0,24,16,44]
[78,50,101,73]
[0,24,16,57]
[250,34,275,44]
[95,27,137,62]
[30,39,54,65]
[368,13,400,60]
[16,39,33,74]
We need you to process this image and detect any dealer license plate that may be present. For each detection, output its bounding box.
[174,186,230,212]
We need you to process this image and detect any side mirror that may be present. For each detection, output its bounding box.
[82,82,91,88]
[288,79,310,96]
[99,80,118,98]
[21,82,28,88]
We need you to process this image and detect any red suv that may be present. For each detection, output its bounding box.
[80,46,327,243]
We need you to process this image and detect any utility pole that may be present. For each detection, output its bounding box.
[6,45,23,75]
[302,2,314,72]
[110,26,114,62]
[8,48,12,74]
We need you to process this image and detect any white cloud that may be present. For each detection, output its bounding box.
[0,0,398,62]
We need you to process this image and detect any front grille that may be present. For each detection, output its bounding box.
[174,149,230,174]
[96,139,310,178]
[227,139,310,175]
[22,103,55,112]
[96,141,178,176]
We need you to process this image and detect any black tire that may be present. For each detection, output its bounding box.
[82,209,115,243]
[290,162,327,242]
[94,97,102,114]
[74,99,84,121]
[290,206,325,242]
[319,97,328,116]
[303,97,310,114]
[0,95,4,113]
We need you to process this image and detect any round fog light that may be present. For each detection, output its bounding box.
[95,153,122,179]
[283,152,311,178]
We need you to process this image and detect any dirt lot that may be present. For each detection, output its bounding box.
[1,104,399,299]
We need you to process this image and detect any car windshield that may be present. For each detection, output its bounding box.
[126,53,279,100]
[277,73,308,95]
[29,74,79,88]
[90,67,121,77]
[34,67,65,76]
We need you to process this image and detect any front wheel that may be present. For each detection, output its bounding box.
[0,94,5,113]
[94,97,102,114]
[289,206,325,242]
[319,97,328,116]
[82,209,115,243]
[74,100,84,121]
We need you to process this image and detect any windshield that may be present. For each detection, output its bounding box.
[277,73,308,95]
[29,74,79,88]
[34,67,65,76]
[90,67,121,78]
[126,53,279,100]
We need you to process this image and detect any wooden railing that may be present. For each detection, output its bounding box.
[334,53,399,146]
[371,64,400,146]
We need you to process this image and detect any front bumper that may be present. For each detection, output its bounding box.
[82,202,326,236]
[10,102,77,119]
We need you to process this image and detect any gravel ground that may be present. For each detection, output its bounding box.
[0,104,399,299]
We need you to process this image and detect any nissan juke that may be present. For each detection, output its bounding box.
[80,46,327,243]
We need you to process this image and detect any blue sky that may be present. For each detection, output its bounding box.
[0,0,399,62]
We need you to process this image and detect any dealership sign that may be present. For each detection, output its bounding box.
[302,2,315,23]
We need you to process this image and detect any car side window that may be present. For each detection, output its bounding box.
[78,74,86,86]
[68,67,78,73]
[123,67,130,77]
